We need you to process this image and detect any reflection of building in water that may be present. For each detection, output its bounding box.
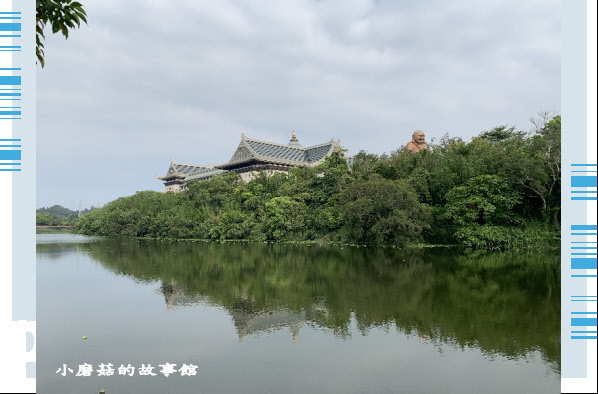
[159,281,329,342]
[161,281,209,310]
[228,306,327,343]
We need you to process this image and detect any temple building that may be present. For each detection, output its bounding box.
[158,131,348,192]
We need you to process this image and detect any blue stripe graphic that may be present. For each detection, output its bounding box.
[0,151,21,160]
[0,23,20,31]
[572,176,598,187]
[0,76,21,85]
[571,258,597,269]
[571,318,598,326]
[571,225,598,230]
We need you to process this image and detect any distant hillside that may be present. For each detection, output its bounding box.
[37,205,77,218]
[36,205,100,226]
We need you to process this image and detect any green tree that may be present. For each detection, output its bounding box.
[36,0,88,68]
[264,197,308,240]
[73,112,560,248]
[309,152,353,205]
[478,125,524,142]
[445,175,522,227]
[351,151,381,180]
[36,213,53,226]
[444,175,523,248]
[519,115,561,218]
[209,210,256,240]
[338,175,432,245]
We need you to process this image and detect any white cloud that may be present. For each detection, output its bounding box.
[36,0,561,209]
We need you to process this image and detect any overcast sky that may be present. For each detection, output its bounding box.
[36,0,561,210]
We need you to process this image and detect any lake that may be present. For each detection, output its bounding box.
[36,234,560,393]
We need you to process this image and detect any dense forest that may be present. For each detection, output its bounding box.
[75,115,561,248]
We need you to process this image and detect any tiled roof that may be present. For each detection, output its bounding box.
[158,160,218,180]
[246,140,307,162]
[217,135,340,169]
[159,134,352,188]
[306,144,333,163]
[185,168,227,181]
[173,163,209,175]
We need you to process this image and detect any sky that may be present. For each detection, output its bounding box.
[36,0,561,210]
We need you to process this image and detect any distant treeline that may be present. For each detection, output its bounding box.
[36,205,98,226]
[76,116,561,248]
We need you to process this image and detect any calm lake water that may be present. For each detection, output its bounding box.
[37,234,560,394]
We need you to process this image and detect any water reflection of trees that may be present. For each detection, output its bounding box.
[40,240,560,371]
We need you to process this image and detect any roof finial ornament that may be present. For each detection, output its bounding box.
[288,129,302,147]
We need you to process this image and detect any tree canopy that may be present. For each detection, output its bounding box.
[76,115,561,249]
[36,0,88,68]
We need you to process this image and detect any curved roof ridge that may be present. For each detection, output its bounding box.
[304,140,338,150]
[172,161,213,169]
[158,160,187,180]
[244,135,306,151]
[185,168,227,181]
[215,139,260,168]
[239,138,260,156]
[214,158,251,169]
[245,136,339,151]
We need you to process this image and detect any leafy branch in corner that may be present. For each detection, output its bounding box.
[36,0,87,68]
